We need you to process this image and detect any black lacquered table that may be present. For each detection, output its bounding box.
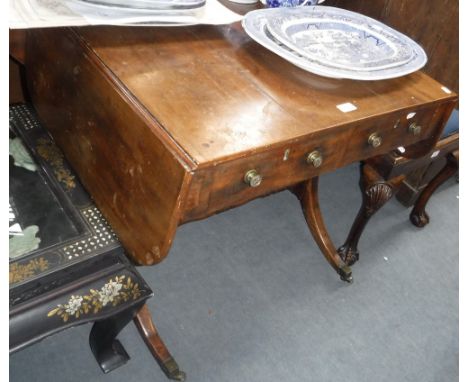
[9,104,153,374]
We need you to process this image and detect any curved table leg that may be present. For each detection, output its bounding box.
[338,163,405,266]
[134,304,186,381]
[410,150,459,227]
[293,177,353,283]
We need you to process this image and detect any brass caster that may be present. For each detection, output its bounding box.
[161,357,186,381]
[338,265,353,284]
[168,370,186,382]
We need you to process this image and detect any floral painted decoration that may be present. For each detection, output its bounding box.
[10,257,49,284]
[36,137,76,190]
[47,275,142,322]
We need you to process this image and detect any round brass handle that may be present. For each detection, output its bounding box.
[306,150,323,168]
[408,122,422,136]
[244,169,262,188]
[368,133,382,148]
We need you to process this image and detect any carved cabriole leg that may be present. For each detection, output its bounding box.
[338,163,405,266]
[410,150,459,227]
[134,304,186,381]
[89,305,139,373]
[293,177,353,283]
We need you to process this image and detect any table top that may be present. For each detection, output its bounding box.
[76,23,455,166]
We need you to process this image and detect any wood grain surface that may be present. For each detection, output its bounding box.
[9,30,27,64]
[78,23,455,166]
[26,28,192,265]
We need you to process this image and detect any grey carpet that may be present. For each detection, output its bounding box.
[10,163,459,382]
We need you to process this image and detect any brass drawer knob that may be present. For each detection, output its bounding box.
[408,122,422,136]
[306,150,323,168]
[244,169,262,187]
[368,133,382,148]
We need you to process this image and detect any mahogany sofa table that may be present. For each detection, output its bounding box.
[25,25,457,282]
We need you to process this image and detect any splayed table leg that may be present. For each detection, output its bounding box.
[292,177,353,283]
[134,304,186,381]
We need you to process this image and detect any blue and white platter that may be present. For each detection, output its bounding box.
[242,7,427,80]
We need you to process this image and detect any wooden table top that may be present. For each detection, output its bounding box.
[77,23,454,166]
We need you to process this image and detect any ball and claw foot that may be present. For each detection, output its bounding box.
[338,245,359,267]
[410,210,430,228]
[161,357,186,381]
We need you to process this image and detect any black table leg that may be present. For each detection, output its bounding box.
[89,303,144,373]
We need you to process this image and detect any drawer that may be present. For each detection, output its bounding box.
[181,102,452,223]
[182,126,352,222]
[342,103,450,164]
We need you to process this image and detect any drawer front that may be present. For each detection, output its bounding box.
[182,102,453,223]
[182,126,352,222]
[342,103,450,163]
